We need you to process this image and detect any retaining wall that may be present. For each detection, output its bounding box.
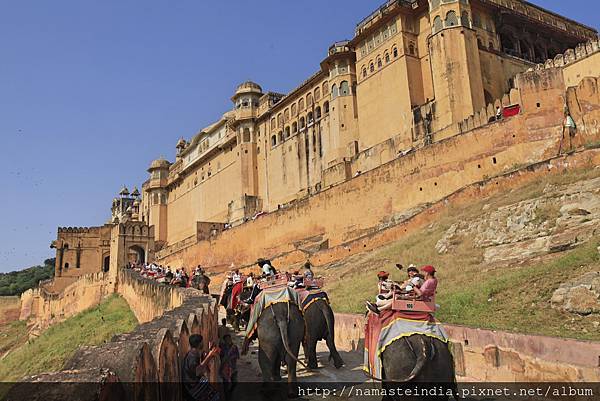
[334,313,600,382]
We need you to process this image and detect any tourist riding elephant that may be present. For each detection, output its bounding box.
[303,298,344,369]
[256,302,306,393]
[380,334,457,400]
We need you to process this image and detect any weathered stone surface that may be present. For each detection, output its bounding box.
[551,272,600,315]
[436,177,600,264]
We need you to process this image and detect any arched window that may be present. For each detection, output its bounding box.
[377,57,382,68]
[393,47,398,58]
[340,81,350,96]
[384,52,390,63]
[243,128,251,142]
[362,67,367,78]
[445,11,458,27]
[324,101,329,114]
[300,116,306,129]
[299,98,305,111]
[322,82,328,97]
[461,11,470,27]
[315,106,322,119]
[284,126,290,138]
[284,108,290,122]
[331,84,339,98]
[307,93,313,106]
[369,62,375,72]
[277,113,283,127]
[292,122,298,133]
[291,103,297,116]
[408,43,415,55]
[307,112,314,124]
[271,135,277,147]
[314,87,321,101]
[270,118,276,129]
[433,16,442,32]
[278,131,283,143]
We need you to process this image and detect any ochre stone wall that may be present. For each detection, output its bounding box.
[155,68,600,273]
[333,313,600,381]
[19,272,116,332]
[11,284,219,401]
[117,269,185,323]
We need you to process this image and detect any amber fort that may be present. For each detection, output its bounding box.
[19,0,600,334]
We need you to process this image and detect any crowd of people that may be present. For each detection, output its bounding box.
[126,262,211,294]
[366,263,438,315]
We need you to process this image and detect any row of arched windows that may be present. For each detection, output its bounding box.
[432,11,470,33]
[270,102,330,147]
[360,45,399,79]
[272,82,329,128]
[331,81,350,98]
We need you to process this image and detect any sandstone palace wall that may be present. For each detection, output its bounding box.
[155,64,600,272]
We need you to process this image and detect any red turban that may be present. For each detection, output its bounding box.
[377,271,389,278]
[421,265,436,274]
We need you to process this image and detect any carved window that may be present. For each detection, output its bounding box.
[314,87,321,101]
[271,135,277,147]
[299,98,305,111]
[445,11,458,27]
[340,81,350,96]
[332,84,339,98]
[291,103,297,116]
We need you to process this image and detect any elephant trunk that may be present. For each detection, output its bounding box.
[275,318,309,370]
[404,335,430,382]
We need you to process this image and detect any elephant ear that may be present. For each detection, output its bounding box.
[402,335,430,382]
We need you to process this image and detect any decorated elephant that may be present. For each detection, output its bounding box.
[380,334,457,400]
[302,297,344,369]
[254,302,306,395]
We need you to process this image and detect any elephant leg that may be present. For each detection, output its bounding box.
[258,347,274,382]
[272,350,283,382]
[305,335,319,369]
[325,334,344,369]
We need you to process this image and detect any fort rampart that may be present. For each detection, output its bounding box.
[11,272,220,401]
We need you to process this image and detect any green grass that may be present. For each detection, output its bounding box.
[0,295,137,382]
[324,166,600,341]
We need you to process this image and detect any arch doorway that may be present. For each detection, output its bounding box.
[128,245,145,266]
[103,255,110,272]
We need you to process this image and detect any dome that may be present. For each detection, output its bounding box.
[131,187,140,197]
[119,186,130,196]
[234,81,263,97]
[148,157,171,171]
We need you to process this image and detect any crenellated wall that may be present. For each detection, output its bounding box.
[334,313,600,382]
[10,279,220,401]
[19,272,116,334]
[117,269,185,323]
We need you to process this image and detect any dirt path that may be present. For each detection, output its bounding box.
[218,309,384,400]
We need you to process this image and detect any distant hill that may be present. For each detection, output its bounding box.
[0,259,55,296]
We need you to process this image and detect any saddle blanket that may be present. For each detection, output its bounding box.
[364,310,448,380]
[245,286,300,338]
[296,288,329,311]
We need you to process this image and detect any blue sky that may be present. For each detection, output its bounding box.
[0,1,598,273]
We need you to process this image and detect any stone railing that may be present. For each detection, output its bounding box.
[9,287,219,401]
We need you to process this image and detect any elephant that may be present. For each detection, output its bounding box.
[255,302,306,395]
[302,298,344,369]
[380,334,457,400]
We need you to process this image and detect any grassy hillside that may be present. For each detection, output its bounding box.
[324,167,600,341]
[0,259,55,296]
[0,297,27,359]
[0,295,137,382]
